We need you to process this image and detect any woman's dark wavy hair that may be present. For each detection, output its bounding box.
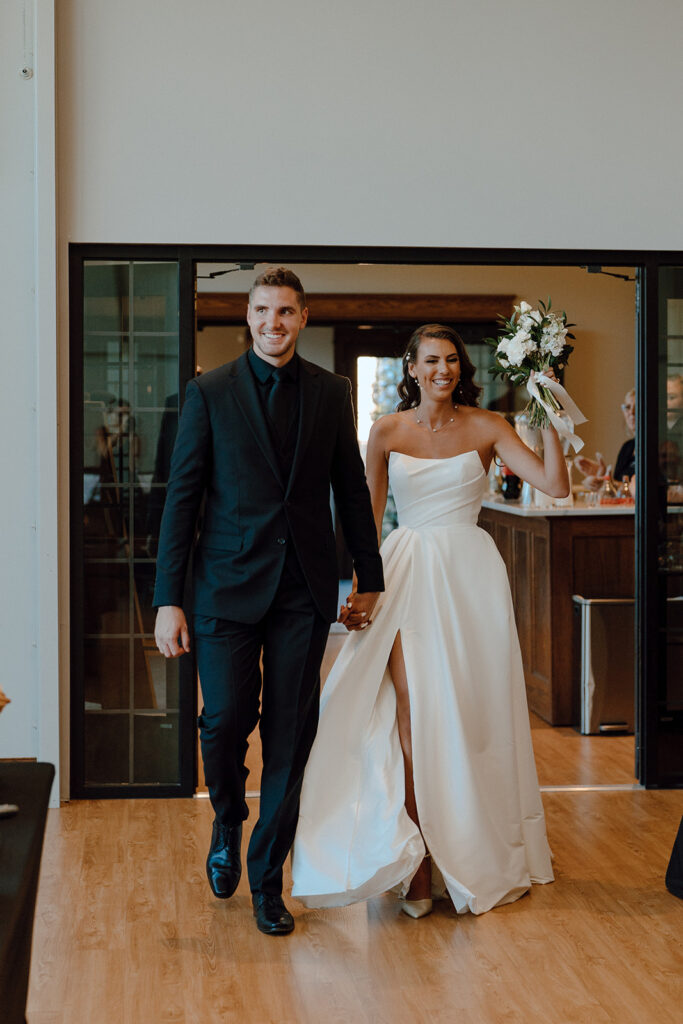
[396,324,482,412]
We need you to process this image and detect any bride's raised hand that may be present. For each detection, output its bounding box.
[491,404,570,499]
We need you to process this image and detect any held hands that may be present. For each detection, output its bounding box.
[155,605,191,658]
[338,591,379,632]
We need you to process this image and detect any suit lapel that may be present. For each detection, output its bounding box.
[227,353,284,487]
[286,358,322,498]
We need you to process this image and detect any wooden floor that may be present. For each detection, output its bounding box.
[27,635,682,1024]
[530,712,636,789]
[28,790,683,1024]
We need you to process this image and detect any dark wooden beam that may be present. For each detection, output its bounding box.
[197,292,515,326]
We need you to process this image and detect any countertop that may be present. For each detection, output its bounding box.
[481,495,635,517]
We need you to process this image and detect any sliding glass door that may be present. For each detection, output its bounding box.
[643,267,683,784]
[69,243,683,792]
[71,257,195,796]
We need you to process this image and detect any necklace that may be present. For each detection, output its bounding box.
[414,407,457,432]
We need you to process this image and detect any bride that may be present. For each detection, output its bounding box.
[291,324,569,918]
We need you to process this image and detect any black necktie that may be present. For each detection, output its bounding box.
[266,368,290,439]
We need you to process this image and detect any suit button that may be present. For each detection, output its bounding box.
[276,537,286,545]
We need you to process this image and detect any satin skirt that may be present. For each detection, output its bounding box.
[291,512,554,915]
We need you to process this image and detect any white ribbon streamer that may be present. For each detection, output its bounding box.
[526,371,587,453]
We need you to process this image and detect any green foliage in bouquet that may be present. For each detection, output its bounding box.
[484,299,575,429]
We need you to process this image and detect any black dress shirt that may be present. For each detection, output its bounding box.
[247,347,300,477]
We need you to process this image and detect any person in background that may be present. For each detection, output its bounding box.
[575,387,635,490]
[667,374,683,434]
[666,373,683,467]
[662,374,683,501]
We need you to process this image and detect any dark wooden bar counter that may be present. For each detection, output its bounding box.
[0,762,54,1024]
[478,498,635,725]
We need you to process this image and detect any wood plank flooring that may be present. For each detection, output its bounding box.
[530,713,636,788]
[28,789,683,1024]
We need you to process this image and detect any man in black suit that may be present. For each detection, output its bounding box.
[153,267,383,935]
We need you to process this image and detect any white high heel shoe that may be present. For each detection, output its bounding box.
[399,897,433,919]
[399,854,433,918]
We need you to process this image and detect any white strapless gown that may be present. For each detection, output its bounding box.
[291,451,553,915]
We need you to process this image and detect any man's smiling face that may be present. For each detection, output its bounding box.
[246,286,308,367]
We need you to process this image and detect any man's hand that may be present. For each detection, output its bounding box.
[155,605,191,658]
[338,591,379,632]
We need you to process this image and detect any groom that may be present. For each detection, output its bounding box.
[153,267,383,935]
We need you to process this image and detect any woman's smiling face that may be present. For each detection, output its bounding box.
[410,336,461,401]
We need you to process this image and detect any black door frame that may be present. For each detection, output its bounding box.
[69,242,683,791]
[69,252,197,798]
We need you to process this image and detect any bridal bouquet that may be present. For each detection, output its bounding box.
[485,299,586,451]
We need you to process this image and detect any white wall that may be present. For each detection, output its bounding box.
[5,0,677,793]
[0,0,59,799]
[57,0,683,248]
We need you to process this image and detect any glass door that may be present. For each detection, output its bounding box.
[648,268,683,784]
[71,258,195,796]
[66,242,683,791]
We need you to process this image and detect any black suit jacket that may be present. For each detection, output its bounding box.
[153,352,384,624]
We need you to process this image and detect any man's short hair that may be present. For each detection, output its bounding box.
[249,267,307,310]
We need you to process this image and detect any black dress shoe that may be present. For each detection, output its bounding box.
[252,892,295,935]
[206,820,242,899]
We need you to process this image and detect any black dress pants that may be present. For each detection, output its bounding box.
[194,551,330,895]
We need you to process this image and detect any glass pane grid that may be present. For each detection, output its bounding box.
[85,559,157,564]
[82,260,181,788]
[85,330,179,337]
[655,270,683,780]
[85,634,155,639]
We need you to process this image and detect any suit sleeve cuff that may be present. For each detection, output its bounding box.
[354,559,385,594]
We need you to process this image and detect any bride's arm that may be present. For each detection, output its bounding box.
[337,417,390,631]
[365,417,391,542]
[492,416,570,498]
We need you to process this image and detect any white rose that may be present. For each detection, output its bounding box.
[540,325,567,356]
[517,300,532,314]
[513,328,537,355]
[505,337,529,365]
[541,335,565,357]
[529,310,543,324]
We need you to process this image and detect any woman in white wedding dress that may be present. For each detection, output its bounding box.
[291,325,569,918]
